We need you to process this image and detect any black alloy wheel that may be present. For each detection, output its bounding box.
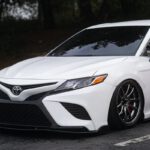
[108,80,144,130]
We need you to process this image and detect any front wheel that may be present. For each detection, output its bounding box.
[108,80,144,130]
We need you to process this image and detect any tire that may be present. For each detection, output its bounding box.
[108,79,144,130]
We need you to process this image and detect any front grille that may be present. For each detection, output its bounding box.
[61,103,91,120]
[0,90,10,100]
[0,82,57,101]
[0,82,57,90]
[0,103,51,127]
[26,92,48,101]
[0,82,57,91]
[0,90,48,101]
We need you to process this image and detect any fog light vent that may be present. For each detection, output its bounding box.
[61,103,91,120]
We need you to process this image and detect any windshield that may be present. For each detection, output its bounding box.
[48,26,149,56]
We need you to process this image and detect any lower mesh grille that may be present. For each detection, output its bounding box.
[0,90,10,100]
[61,103,91,120]
[0,90,48,101]
[0,103,51,127]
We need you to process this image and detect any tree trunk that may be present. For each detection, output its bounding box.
[0,0,4,21]
[38,0,55,29]
[98,0,110,23]
[120,0,137,20]
[77,0,95,23]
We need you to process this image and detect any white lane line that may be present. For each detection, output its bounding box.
[114,134,150,147]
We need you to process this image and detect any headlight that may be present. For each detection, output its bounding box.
[55,74,108,92]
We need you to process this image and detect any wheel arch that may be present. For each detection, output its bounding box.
[114,78,145,106]
[108,78,145,127]
[110,72,145,104]
[122,79,145,110]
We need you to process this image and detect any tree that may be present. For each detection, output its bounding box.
[38,0,55,29]
[98,0,111,22]
[0,0,4,20]
[77,0,95,23]
[120,0,137,20]
[0,0,21,21]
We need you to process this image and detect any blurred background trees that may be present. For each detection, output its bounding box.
[1,0,150,68]
[1,0,150,28]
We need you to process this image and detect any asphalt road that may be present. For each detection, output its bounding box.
[1,121,150,150]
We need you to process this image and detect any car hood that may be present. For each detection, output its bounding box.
[0,56,127,80]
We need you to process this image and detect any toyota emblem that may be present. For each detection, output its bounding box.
[12,86,23,96]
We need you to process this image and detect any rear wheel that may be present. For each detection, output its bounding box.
[108,80,144,130]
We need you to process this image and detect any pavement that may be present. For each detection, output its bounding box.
[0,121,150,150]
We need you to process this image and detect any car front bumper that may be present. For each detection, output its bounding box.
[0,82,115,133]
[0,99,91,133]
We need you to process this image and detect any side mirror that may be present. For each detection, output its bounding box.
[145,43,150,57]
[147,50,150,62]
[147,50,150,56]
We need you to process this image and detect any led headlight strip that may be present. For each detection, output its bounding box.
[55,74,108,92]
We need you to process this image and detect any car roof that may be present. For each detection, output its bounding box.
[87,20,150,29]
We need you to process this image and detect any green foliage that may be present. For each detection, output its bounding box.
[1,0,150,25]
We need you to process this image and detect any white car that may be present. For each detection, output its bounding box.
[1,20,150,133]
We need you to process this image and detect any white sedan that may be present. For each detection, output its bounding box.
[0,20,150,133]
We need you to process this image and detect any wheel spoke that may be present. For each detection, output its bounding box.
[124,107,129,121]
[127,87,134,98]
[125,84,131,95]
[129,98,137,101]
[119,106,124,115]
[132,105,138,111]
[117,101,123,108]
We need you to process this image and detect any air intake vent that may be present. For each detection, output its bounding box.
[0,103,51,127]
[61,103,91,120]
